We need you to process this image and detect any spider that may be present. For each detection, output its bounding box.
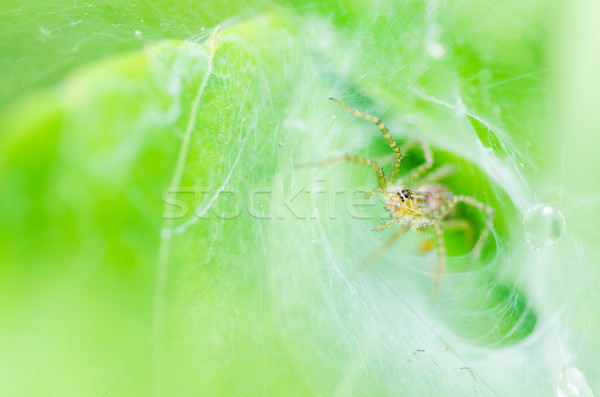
[311,98,495,298]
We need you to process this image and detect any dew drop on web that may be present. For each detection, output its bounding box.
[558,367,594,397]
[522,204,565,250]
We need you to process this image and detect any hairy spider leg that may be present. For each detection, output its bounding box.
[329,98,403,181]
[301,155,387,194]
[348,223,410,281]
[420,219,475,253]
[432,223,446,300]
[395,139,434,186]
[441,219,476,249]
[372,217,406,231]
[437,195,496,259]
[416,164,454,186]
[373,211,451,300]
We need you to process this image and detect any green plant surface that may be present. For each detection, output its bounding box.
[1,1,599,396]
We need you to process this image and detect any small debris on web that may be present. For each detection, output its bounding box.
[438,344,448,355]
[461,366,477,382]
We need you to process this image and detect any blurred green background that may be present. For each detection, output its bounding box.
[1,0,599,396]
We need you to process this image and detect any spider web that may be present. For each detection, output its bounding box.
[264,1,598,396]
[1,0,599,396]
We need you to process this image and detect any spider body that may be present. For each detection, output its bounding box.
[308,98,495,298]
[383,185,452,232]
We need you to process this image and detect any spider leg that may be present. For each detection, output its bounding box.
[348,223,410,280]
[395,139,434,186]
[441,219,475,249]
[365,187,384,198]
[372,217,405,231]
[330,98,403,181]
[432,223,446,301]
[415,164,454,186]
[300,155,387,191]
[438,195,496,259]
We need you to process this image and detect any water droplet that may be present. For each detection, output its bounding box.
[523,204,565,250]
[558,367,594,397]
